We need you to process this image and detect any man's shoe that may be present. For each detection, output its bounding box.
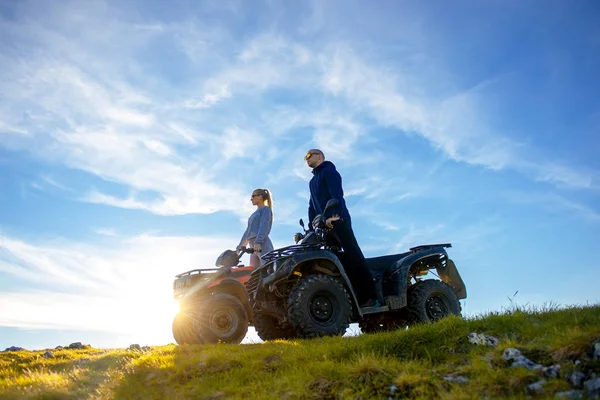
[360,298,381,308]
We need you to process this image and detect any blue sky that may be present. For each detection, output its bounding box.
[0,0,599,350]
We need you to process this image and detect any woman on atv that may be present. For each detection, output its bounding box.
[237,188,274,268]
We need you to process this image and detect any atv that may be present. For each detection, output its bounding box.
[246,199,467,339]
[171,247,255,345]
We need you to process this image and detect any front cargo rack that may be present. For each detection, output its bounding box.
[260,243,322,264]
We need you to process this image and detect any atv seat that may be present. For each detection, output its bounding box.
[365,252,411,272]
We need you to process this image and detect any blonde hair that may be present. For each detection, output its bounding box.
[253,188,274,221]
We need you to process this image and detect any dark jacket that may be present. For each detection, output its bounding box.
[309,161,351,225]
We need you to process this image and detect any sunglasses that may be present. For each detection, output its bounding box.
[305,152,320,161]
[251,194,261,198]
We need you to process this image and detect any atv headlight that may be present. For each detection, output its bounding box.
[265,258,286,276]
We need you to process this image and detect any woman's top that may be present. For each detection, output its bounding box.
[239,206,273,246]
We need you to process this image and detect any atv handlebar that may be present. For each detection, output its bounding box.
[236,246,255,255]
[311,198,342,230]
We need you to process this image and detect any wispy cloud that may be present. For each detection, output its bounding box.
[0,0,595,225]
[506,191,600,222]
[29,176,73,194]
[93,228,117,237]
[392,223,447,252]
[319,46,593,189]
[0,120,28,135]
[183,85,232,109]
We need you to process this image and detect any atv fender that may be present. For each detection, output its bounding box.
[212,278,254,323]
[263,250,362,314]
[435,259,467,299]
[391,246,451,308]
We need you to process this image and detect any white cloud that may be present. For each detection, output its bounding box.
[184,85,232,109]
[142,139,173,157]
[94,228,117,237]
[104,107,154,127]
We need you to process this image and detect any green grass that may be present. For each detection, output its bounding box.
[1,305,599,399]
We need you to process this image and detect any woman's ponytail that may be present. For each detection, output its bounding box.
[263,189,274,221]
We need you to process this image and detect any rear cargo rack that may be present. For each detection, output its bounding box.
[175,268,222,279]
[409,243,452,252]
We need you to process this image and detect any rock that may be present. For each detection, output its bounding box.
[128,344,151,352]
[543,364,561,378]
[68,342,85,349]
[555,390,584,399]
[43,351,54,359]
[74,358,90,366]
[468,332,500,347]
[503,348,543,371]
[527,379,546,394]
[584,378,600,394]
[3,346,26,352]
[444,375,470,384]
[503,348,522,361]
[389,384,397,395]
[593,342,600,361]
[55,346,64,350]
[512,358,543,371]
[570,372,586,387]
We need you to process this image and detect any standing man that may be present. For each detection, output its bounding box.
[304,149,379,308]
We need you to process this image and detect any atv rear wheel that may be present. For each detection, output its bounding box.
[287,274,352,338]
[172,312,204,345]
[406,279,461,324]
[253,312,297,341]
[195,293,249,344]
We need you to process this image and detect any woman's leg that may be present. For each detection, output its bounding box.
[259,238,274,266]
[248,239,261,269]
[249,254,261,269]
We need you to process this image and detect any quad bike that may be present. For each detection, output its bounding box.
[171,247,255,345]
[246,199,467,339]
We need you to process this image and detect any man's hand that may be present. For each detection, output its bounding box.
[325,214,341,229]
[312,214,321,230]
[253,243,262,253]
[236,244,245,252]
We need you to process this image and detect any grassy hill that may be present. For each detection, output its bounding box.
[1,305,599,399]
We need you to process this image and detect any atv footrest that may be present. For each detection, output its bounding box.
[385,296,405,310]
[360,305,390,315]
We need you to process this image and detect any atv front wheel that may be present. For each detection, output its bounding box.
[406,279,461,324]
[253,312,297,341]
[172,312,203,345]
[287,274,352,338]
[195,293,249,344]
